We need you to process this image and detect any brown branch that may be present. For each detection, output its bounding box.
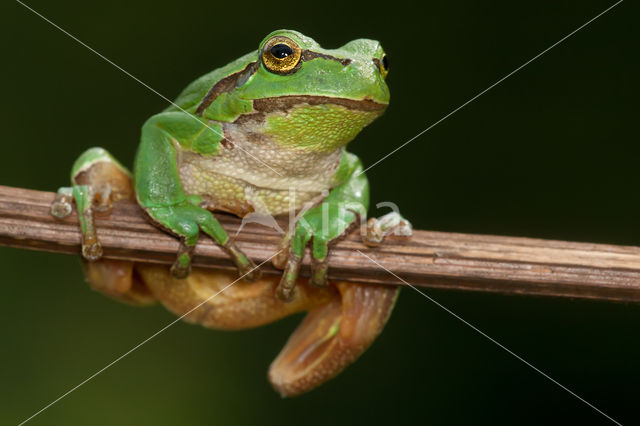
[1,185,640,302]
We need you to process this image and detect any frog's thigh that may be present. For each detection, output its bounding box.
[135,264,332,330]
[70,147,134,201]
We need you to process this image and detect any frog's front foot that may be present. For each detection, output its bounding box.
[72,185,106,261]
[51,148,132,261]
[273,203,357,301]
[361,211,413,247]
[52,186,103,259]
[145,203,261,282]
[50,187,74,219]
[168,238,260,282]
[273,208,412,302]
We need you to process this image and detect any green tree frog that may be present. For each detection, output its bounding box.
[51,30,412,397]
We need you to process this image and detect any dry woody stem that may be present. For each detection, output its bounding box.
[1,185,640,302]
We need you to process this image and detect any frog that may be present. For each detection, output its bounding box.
[50,29,412,397]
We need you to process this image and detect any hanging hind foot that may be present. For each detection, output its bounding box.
[136,264,398,396]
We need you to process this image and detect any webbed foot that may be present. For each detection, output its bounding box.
[50,187,73,218]
[51,147,156,306]
[51,184,107,261]
[269,281,399,397]
[274,202,357,301]
[273,206,412,302]
[146,202,261,282]
[51,147,134,261]
[136,265,399,397]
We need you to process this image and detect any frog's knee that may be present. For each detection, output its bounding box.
[70,147,133,200]
[71,147,126,178]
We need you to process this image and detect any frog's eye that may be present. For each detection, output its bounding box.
[261,36,302,75]
[382,55,389,73]
[374,53,389,79]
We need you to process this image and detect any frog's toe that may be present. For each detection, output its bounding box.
[51,200,73,218]
[82,239,103,261]
[272,250,289,270]
[223,240,261,282]
[237,255,261,282]
[308,236,330,288]
[276,253,302,302]
[362,212,413,247]
[272,232,293,270]
[276,282,298,302]
[309,257,329,288]
[170,258,192,279]
[170,263,191,279]
[51,187,74,218]
[169,241,195,279]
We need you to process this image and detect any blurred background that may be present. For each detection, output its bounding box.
[1,0,638,424]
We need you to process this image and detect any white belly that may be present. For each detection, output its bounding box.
[177,140,343,216]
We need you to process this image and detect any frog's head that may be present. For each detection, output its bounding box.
[194,30,391,152]
[246,29,390,105]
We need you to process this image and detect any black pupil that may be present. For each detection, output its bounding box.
[381,55,389,70]
[271,44,293,59]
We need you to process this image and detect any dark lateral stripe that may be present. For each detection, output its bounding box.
[195,61,259,116]
[230,96,386,126]
[302,50,352,66]
[251,95,386,113]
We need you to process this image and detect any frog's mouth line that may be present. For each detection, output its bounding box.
[252,95,388,114]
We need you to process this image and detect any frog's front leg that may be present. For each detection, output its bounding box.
[274,152,413,301]
[362,210,413,246]
[134,112,259,281]
[51,147,136,259]
[51,147,156,305]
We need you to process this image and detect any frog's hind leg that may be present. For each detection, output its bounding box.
[83,259,155,306]
[134,265,398,395]
[269,281,399,397]
[52,147,156,306]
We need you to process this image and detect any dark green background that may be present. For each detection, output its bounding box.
[1,0,638,424]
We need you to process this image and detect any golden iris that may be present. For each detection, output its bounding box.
[374,53,389,79]
[261,36,302,75]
